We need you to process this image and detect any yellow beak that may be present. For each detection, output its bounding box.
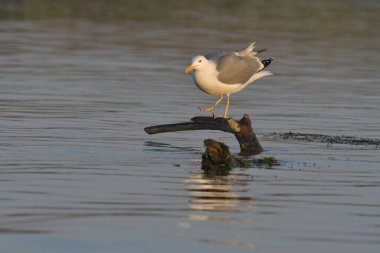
[185,64,196,74]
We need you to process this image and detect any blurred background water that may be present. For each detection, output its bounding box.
[0,1,379,253]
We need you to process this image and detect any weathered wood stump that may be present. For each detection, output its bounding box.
[144,114,263,155]
[201,139,248,176]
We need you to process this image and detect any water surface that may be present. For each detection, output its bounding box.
[0,1,380,252]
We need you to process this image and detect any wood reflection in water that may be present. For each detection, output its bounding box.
[183,173,257,250]
[185,173,255,215]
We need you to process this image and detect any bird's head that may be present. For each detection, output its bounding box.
[185,55,208,74]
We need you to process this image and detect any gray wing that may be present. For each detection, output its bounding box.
[208,52,263,85]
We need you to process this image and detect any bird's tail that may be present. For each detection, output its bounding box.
[240,70,272,92]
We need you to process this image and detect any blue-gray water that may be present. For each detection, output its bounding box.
[1,1,380,252]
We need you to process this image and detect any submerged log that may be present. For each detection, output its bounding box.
[144,114,263,155]
[201,139,278,176]
[202,139,248,176]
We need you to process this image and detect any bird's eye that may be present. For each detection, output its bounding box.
[198,60,202,63]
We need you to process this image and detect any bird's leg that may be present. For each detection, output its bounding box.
[223,94,230,118]
[214,94,230,119]
[200,95,224,113]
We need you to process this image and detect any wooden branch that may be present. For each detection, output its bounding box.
[144,114,263,155]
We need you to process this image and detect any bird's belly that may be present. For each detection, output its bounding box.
[193,75,242,95]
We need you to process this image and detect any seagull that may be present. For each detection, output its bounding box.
[185,42,273,118]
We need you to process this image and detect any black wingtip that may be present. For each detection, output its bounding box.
[261,58,274,68]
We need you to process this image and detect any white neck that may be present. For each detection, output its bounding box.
[192,63,219,94]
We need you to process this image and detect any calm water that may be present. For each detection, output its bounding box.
[1,1,380,252]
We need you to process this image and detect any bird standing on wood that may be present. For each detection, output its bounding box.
[185,42,273,118]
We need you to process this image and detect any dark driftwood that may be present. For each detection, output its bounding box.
[144,114,263,155]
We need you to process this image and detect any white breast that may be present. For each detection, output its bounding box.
[192,67,243,95]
